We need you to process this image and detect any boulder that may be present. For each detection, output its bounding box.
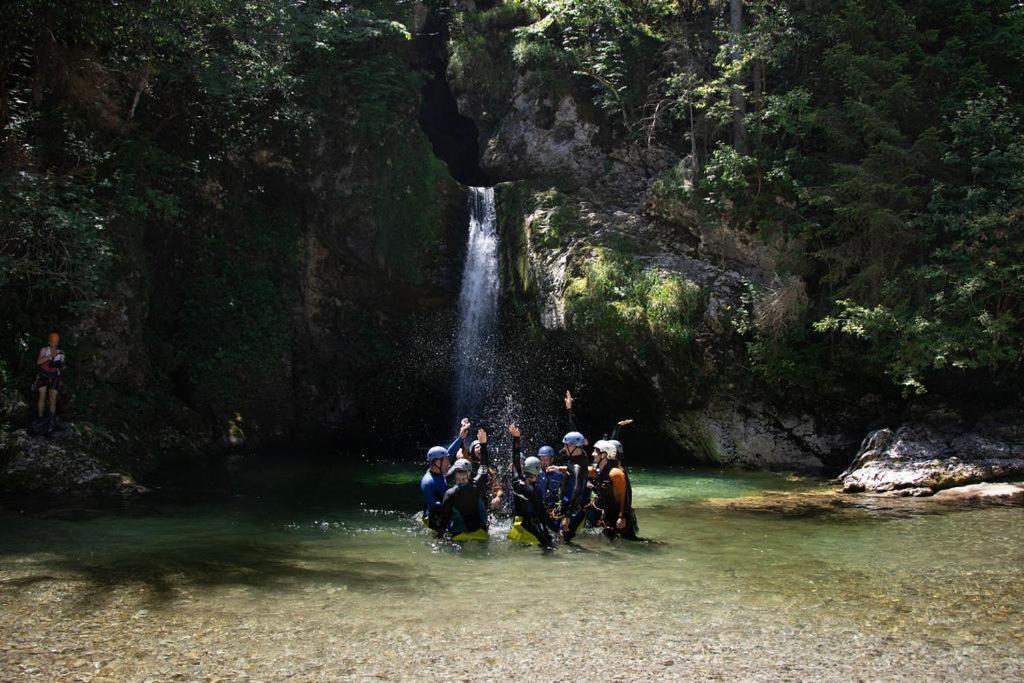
[667,402,856,473]
[932,482,1024,502]
[839,409,1024,494]
[0,423,147,499]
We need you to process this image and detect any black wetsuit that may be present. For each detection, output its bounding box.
[560,407,591,542]
[510,436,555,549]
[594,461,638,539]
[436,443,491,537]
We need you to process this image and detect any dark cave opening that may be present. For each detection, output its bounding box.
[413,6,494,187]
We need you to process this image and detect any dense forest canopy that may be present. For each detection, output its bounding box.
[1,0,453,432]
[485,0,1024,397]
[1,0,1022,442]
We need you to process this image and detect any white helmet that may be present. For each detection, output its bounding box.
[608,439,623,456]
[448,458,473,476]
[593,440,618,459]
[523,456,542,476]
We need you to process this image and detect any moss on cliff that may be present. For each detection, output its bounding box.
[369,127,456,283]
[565,245,705,381]
[527,189,583,249]
[448,2,540,129]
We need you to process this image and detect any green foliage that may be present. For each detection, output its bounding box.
[496,0,678,136]
[815,92,1024,394]
[0,0,444,422]
[527,190,583,248]
[653,0,1024,397]
[370,132,452,281]
[448,2,540,126]
[566,246,705,375]
[0,170,112,308]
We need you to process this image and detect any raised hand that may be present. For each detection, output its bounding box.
[477,428,488,444]
[564,390,574,410]
[460,417,471,437]
[508,423,521,438]
[617,419,634,427]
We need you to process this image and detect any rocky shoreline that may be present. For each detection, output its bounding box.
[838,406,1024,498]
[4,410,1024,509]
[0,421,148,503]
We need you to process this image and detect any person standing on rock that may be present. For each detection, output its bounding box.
[34,331,65,421]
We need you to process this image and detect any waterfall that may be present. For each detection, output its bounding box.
[453,186,500,422]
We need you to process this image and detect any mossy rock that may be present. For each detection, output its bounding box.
[564,244,707,386]
[448,2,542,129]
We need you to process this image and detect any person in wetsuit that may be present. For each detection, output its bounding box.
[436,428,491,540]
[534,445,563,529]
[507,424,555,550]
[464,437,504,512]
[591,439,638,540]
[558,390,592,542]
[420,418,471,530]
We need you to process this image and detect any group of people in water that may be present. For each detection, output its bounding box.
[419,391,638,550]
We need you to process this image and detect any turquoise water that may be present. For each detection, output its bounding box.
[1,460,1022,680]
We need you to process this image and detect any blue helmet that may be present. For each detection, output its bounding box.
[537,445,556,458]
[562,431,586,447]
[426,446,449,463]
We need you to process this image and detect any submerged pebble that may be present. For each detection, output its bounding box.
[0,466,1022,680]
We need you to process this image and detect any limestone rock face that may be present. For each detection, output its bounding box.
[665,402,857,473]
[839,409,1024,493]
[0,424,147,498]
[480,78,604,187]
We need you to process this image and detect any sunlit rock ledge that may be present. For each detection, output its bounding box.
[838,407,1024,497]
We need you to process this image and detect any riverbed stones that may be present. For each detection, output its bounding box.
[839,409,1024,495]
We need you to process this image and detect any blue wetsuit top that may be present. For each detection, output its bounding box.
[536,469,564,510]
[420,434,464,517]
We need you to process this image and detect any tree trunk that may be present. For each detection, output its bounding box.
[729,0,746,153]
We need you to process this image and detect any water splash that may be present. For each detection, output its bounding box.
[453,187,500,421]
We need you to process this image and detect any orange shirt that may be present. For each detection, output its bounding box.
[608,467,627,513]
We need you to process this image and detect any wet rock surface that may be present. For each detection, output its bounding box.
[673,401,858,473]
[0,423,147,499]
[840,408,1024,494]
[931,482,1024,502]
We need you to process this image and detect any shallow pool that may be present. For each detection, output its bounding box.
[1,459,1021,680]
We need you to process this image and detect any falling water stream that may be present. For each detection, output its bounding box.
[453,186,500,422]
[2,193,1023,680]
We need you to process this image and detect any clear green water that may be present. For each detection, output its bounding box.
[1,460,1022,681]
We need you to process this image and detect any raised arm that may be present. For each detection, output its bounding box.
[473,428,490,486]
[563,390,577,433]
[447,417,471,457]
[508,424,523,478]
[610,418,633,441]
